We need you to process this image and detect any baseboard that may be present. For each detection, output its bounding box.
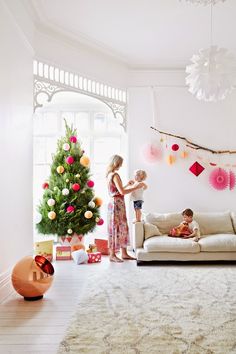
[0,269,13,304]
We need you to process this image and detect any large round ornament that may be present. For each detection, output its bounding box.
[63,143,70,151]
[66,156,74,165]
[62,188,69,196]
[47,198,55,207]
[48,211,56,220]
[84,211,93,219]
[57,166,65,174]
[80,155,90,167]
[72,183,80,191]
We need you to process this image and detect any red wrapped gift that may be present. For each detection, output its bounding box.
[88,252,102,263]
[56,246,72,260]
[94,239,109,255]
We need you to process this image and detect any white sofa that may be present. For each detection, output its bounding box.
[133,211,236,265]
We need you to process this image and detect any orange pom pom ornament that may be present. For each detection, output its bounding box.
[94,197,103,207]
[80,155,90,167]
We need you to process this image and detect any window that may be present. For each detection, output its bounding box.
[33,93,127,242]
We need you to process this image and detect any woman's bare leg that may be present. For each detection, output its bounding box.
[109,250,123,262]
[121,247,136,260]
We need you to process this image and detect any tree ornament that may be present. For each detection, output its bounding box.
[80,155,90,167]
[70,136,77,143]
[172,144,179,151]
[67,206,75,213]
[35,212,42,224]
[189,161,205,176]
[84,211,93,219]
[48,211,56,220]
[47,198,55,207]
[87,180,94,188]
[67,228,73,234]
[57,166,65,174]
[94,197,103,207]
[181,151,188,159]
[88,201,96,208]
[229,170,236,190]
[95,217,100,222]
[66,156,74,165]
[62,188,69,196]
[142,143,161,163]
[66,179,69,183]
[72,183,80,192]
[166,155,176,165]
[209,168,228,190]
[42,182,49,189]
[97,218,104,226]
[75,174,80,178]
[63,143,70,151]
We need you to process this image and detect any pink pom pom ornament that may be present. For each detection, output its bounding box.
[67,206,75,213]
[97,218,104,226]
[87,180,94,188]
[72,183,80,192]
[70,136,77,143]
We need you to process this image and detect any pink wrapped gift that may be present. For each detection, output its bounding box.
[87,252,102,263]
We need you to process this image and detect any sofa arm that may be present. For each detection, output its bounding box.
[133,222,144,249]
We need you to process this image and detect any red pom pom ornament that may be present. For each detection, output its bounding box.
[67,206,75,213]
[66,156,74,165]
[70,136,77,143]
[87,180,94,188]
[42,182,49,189]
[172,144,179,151]
[97,218,104,226]
[72,183,80,191]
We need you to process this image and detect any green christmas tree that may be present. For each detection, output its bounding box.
[36,121,103,237]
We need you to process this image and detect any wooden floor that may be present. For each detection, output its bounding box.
[0,256,128,354]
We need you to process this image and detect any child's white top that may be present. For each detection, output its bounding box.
[130,182,145,201]
[186,220,200,237]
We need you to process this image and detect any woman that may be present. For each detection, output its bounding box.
[106,155,142,262]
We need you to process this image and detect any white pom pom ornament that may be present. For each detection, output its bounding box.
[62,188,69,196]
[47,198,55,207]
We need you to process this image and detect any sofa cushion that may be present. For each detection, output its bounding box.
[194,211,234,235]
[231,212,236,233]
[145,213,182,235]
[199,234,236,252]
[144,223,161,240]
[143,236,200,253]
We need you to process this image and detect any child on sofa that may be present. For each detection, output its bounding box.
[169,208,200,242]
[130,169,148,222]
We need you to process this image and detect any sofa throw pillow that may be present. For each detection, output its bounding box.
[145,212,182,235]
[144,223,162,239]
[194,211,234,235]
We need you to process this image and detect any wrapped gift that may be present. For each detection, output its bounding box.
[56,246,72,260]
[34,240,53,262]
[87,252,102,263]
[94,239,109,255]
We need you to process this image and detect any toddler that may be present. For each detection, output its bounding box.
[130,170,147,222]
[169,208,200,242]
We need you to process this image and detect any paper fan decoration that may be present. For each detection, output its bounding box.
[209,168,228,190]
[229,170,236,190]
[142,143,161,163]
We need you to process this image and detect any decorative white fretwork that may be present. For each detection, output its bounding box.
[33,60,127,130]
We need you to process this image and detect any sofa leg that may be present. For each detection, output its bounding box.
[136,260,143,266]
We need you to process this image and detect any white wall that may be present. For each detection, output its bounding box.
[34,28,128,88]
[0,0,34,286]
[128,71,236,214]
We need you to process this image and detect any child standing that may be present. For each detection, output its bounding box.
[130,170,148,222]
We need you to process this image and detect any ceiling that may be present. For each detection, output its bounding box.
[30,0,236,69]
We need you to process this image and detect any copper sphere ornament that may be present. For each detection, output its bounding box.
[11,255,54,301]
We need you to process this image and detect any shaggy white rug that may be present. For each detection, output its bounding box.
[58,263,236,354]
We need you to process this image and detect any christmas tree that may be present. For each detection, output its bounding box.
[36,121,104,238]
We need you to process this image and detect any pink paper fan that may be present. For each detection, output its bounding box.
[229,170,236,190]
[142,143,162,163]
[209,168,229,190]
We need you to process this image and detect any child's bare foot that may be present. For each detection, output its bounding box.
[109,255,124,262]
[193,236,200,242]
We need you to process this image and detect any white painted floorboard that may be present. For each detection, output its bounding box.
[0,256,120,354]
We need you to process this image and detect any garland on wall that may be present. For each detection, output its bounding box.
[147,126,236,191]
